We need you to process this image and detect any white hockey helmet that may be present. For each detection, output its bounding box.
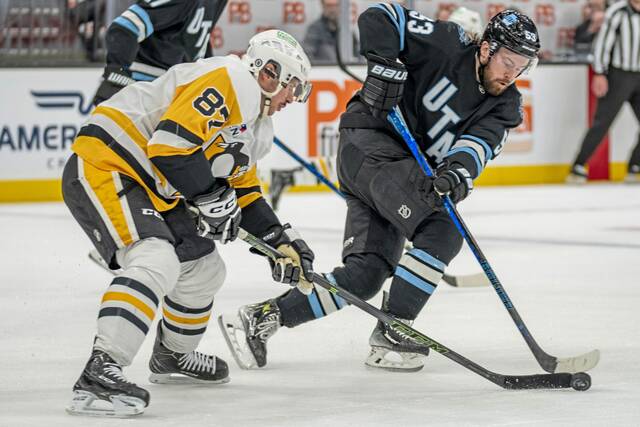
[449,7,483,40]
[244,30,312,105]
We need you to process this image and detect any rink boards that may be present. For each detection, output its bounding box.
[0,65,636,202]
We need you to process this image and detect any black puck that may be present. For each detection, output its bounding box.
[571,372,591,391]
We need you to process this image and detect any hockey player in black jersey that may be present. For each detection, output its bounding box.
[220,5,540,372]
[92,0,227,106]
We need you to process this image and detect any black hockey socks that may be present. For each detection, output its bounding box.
[277,273,348,328]
[387,248,446,320]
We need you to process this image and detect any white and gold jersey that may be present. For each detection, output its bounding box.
[73,55,272,212]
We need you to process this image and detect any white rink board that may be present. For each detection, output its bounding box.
[0,65,632,182]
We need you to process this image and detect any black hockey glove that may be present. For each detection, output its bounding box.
[255,224,315,295]
[192,179,242,244]
[360,54,407,118]
[433,162,474,204]
[92,66,135,106]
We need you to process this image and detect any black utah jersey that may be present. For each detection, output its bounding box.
[107,0,227,81]
[345,2,523,179]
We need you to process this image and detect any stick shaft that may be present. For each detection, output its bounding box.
[238,229,573,390]
[273,137,345,199]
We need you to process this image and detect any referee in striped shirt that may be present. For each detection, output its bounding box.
[568,0,640,183]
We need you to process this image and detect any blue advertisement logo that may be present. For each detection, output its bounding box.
[30,91,92,116]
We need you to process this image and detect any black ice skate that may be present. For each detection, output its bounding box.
[365,293,429,372]
[66,349,149,418]
[566,164,587,184]
[148,323,229,385]
[365,318,430,372]
[218,299,281,369]
[625,164,640,184]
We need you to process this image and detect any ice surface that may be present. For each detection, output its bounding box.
[1,184,639,426]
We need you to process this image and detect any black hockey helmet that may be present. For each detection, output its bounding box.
[482,10,540,60]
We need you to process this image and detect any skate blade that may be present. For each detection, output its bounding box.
[65,391,145,418]
[364,347,425,373]
[148,372,230,385]
[565,175,587,185]
[217,314,259,370]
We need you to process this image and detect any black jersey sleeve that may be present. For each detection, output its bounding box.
[444,90,523,179]
[239,198,282,238]
[104,25,140,69]
[105,0,195,69]
[358,3,466,65]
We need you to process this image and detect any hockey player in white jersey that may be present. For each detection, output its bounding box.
[62,30,315,417]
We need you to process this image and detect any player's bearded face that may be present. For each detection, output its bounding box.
[482,47,531,96]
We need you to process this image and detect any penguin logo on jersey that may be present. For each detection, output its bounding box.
[209,141,251,179]
[398,205,412,219]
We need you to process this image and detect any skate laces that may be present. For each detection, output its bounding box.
[256,314,278,341]
[244,301,280,342]
[178,351,215,373]
[253,307,279,341]
[384,319,414,344]
[103,363,132,384]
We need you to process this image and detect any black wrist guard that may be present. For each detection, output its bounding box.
[360,54,407,118]
[92,67,135,106]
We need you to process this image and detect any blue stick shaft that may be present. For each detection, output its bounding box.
[387,106,554,368]
[273,136,345,199]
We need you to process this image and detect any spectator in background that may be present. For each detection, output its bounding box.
[67,0,107,62]
[573,0,606,57]
[436,4,454,21]
[448,6,483,42]
[303,0,358,64]
[567,0,640,184]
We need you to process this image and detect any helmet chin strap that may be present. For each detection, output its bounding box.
[258,84,283,117]
[260,97,272,117]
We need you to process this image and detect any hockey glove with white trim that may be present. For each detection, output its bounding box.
[256,224,315,295]
[92,66,135,106]
[432,162,474,204]
[192,179,242,244]
[360,54,407,118]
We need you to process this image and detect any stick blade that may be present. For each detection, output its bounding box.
[502,373,572,390]
[554,349,600,373]
[441,272,490,287]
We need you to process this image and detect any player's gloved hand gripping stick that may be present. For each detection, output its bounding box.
[250,223,315,295]
[387,106,600,374]
[238,228,591,391]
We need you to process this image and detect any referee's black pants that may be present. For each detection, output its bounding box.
[574,67,640,170]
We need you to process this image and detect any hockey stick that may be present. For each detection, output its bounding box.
[89,236,484,288]
[387,107,600,374]
[88,249,119,275]
[238,228,591,391]
[273,136,345,199]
